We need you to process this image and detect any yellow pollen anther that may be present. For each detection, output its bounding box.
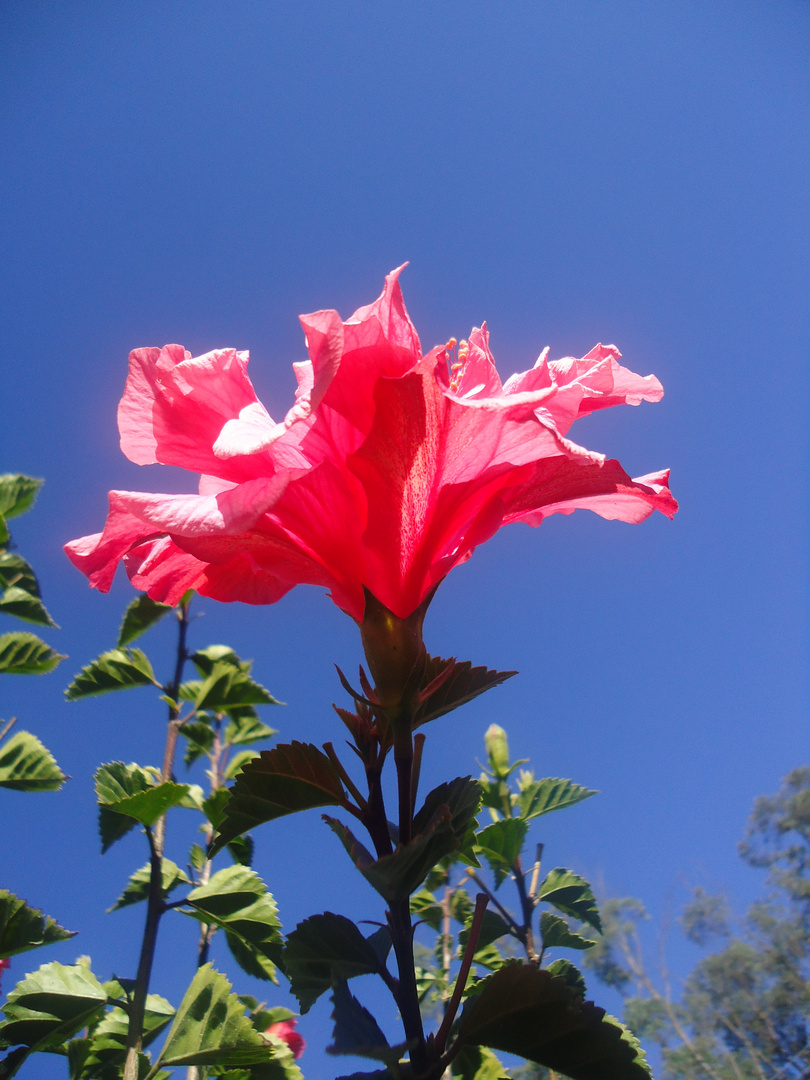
[446,337,458,350]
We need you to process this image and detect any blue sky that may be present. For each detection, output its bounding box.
[1,2,808,1075]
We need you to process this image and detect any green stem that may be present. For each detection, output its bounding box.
[122,597,191,1080]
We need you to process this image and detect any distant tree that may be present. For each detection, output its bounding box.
[583,769,810,1080]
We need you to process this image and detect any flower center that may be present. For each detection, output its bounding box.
[443,337,469,392]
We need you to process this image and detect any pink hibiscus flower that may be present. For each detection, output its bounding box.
[65,268,676,624]
[264,1018,305,1059]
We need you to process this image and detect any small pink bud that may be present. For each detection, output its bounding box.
[264,1018,305,1060]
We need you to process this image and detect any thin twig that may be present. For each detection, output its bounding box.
[436,893,489,1056]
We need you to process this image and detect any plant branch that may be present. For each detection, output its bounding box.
[436,893,489,1056]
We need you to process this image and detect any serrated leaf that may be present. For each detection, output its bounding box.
[414,656,516,727]
[0,961,107,1050]
[0,730,66,791]
[0,554,39,597]
[155,963,277,1068]
[191,645,250,677]
[210,743,348,855]
[95,762,177,851]
[546,958,587,998]
[65,648,157,699]
[457,961,652,1080]
[326,981,396,1063]
[108,859,191,912]
[0,891,74,960]
[225,714,277,747]
[228,834,255,868]
[451,1045,508,1080]
[0,587,58,628]
[410,889,443,931]
[517,776,598,821]
[538,869,602,933]
[225,750,261,781]
[475,818,528,888]
[194,663,280,712]
[0,476,42,521]
[325,815,458,904]
[118,595,173,647]
[182,866,283,983]
[284,913,382,1014]
[0,632,64,675]
[78,993,174,1077]
[540,912,597,951]
[459,910,513,955]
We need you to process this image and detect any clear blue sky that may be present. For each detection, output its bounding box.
[2,3,808,1076]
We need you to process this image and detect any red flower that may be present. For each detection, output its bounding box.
[0,957,10,992]
[264,1018,305,1059]
[66,268,676,622]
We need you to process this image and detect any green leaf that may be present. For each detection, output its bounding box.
[326,981,396,1063]
[225,714,277,747]
[0,587,58,628]
[95,762,187,850]
[538,869,602,933]
[0,891,75,960]
[459,910,513,955]
[182,866,283,983]
[284,913,382,1014]
[181,720,216,767]
[210,742,348,855]
[65,648,158,699]
[227,834,254,867]
[451,1045,508,1080]
[0,960,107,1050]
[410,889,443,931]
[0,515,8,548]
[546,958,587,998]
[191,645,250,676]
[78,993,175,1077]
[194,663,280,713]
[118,595,173,647]
[0,476,42,521]
[540,912,597,952]
[225,750,261,781]
[325,814,459,904]
[457,962,652,1080]
[414,656,516,728]
[517,776,598,821]
[154,963,279,1068]
[0,554,39,597]
[0,632,64,675]
[108,859,191,912]
[190,844,208,872]
[0,730,66,791]
[475,818,528,888]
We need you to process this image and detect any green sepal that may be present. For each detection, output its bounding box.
[210,742,348,855]
[153,963,281,1069]
[540,912,597,951]
[517,775,598,821]
[538,869,602,933]
[65,648,158,699]
[0,960,107,1051]
[108,859,191,912]
[181,866,283,983]
[0,588,58,629]
[475,818,528,888]
[283,913,383,1014]
[457,961,652,1080]
[0,476,42,521]
[118,596,173,647]
[413,656,516,728]
[0,891,75,959]
[0,633,64,675]
[0,730,66,791]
